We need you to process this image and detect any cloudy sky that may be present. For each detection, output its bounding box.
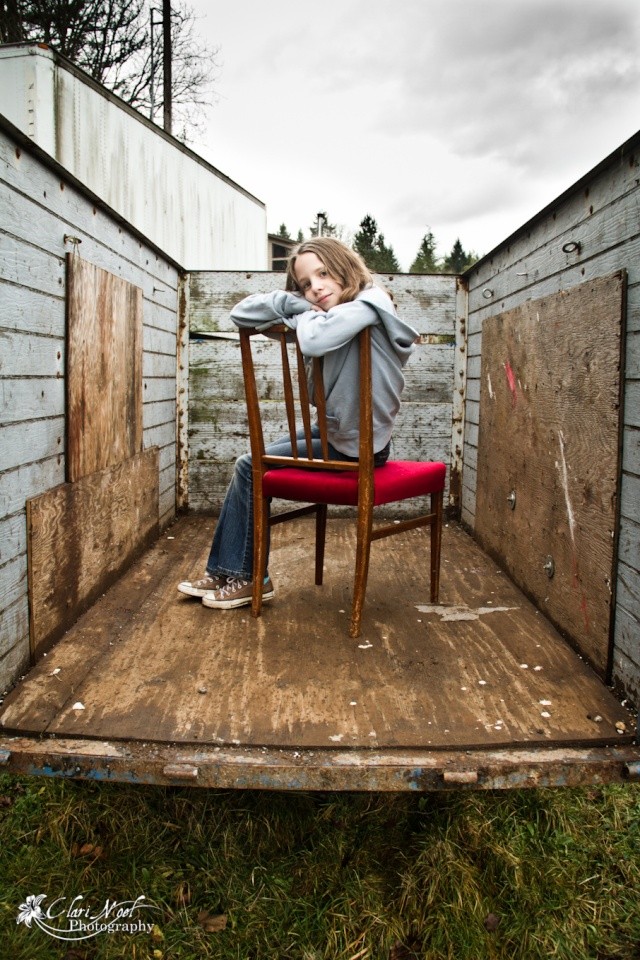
[186,0,640,271]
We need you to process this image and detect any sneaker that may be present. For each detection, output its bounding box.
[177,573,227,598]
[201,576,275,610]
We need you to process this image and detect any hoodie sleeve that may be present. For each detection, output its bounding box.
[290,301,380,356]
[230,290,311,328]
[289,285,417,359]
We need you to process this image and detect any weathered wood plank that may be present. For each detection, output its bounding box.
[144,322,178,356]
[0,377,65,424]
[143,399,176,430]
[143,350,176,379]
[620,472,640,526]
[189,337,455,406]
[0,512,26,566]
[188,271,457,336]
[66,254,143,482]
[0,616,30,690]
[0,417,65,473]
[475,274,625,677]
[0,284,65,337]
[0,328,64,378]
[0,458,64,520]
[143,376,178,404]
[26,448,160,657]
[0,232,65,295]
[189,402,452,464]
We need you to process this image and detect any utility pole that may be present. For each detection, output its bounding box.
[149,7,159,122]
[162,0,172,134]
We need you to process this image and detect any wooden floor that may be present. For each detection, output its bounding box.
[0,515,632,752]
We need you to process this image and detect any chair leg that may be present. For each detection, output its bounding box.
[350,501,373,639]
[252,496,269,618]
[430,489,444,603]
[315,504,327,585]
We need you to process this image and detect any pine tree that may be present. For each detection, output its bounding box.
[443,238,479,273]
[277,223,291,239]
[353,215,400,272]
[410,230,440,273]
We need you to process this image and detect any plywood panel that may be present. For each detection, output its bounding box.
[27,448,160,656]
[1,516,632,751]
[475,273,625,677]
[66,254,143,482]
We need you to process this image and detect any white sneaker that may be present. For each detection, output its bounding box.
[201,577,275,609]
[177,574,227,598]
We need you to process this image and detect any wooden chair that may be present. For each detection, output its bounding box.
[239,323,446,638]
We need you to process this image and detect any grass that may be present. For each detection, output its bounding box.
[0,776,639,959]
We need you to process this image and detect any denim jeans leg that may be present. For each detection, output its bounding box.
[206,452,255,579]
[205,427,324,580]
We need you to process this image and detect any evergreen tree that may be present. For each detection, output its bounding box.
[443,238,479,273]
[410,229,440,273]
[277,223,291,240]
[296,229,304,243]
[353,215,399,273]
[353,214,378,266]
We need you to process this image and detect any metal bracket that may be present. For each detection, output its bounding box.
[443,769,479,785]
[163,763,199,780]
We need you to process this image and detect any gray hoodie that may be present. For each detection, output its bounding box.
[231,285,418,457]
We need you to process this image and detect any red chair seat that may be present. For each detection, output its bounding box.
[263,460,446,507]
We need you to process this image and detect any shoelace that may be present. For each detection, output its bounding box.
[216,577,249,598]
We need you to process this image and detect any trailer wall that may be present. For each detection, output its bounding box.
[184,271,461,516]
[462,135,640,703]
[0,44,268,270]
[0,118,180,692]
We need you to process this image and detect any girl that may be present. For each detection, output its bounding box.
[178,237,418,609]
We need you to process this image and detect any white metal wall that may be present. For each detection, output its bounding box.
[462,134,640,704]
[0,120,180,693]
[0,44,268,271]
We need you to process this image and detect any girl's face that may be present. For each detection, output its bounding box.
[293,252,344,312]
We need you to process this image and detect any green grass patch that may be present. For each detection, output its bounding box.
[0,777,639,959]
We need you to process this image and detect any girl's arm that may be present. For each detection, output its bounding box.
[230,290,310,328]
[288,300,380,357]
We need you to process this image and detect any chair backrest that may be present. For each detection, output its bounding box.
[239,324,375,484]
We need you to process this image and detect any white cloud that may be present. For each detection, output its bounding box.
[188,0,640,269]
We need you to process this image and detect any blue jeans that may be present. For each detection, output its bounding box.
[206,427,390,580]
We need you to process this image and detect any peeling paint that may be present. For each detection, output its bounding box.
[415,603,518,621]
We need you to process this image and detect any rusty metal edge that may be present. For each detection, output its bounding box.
[449,277,468,516]
[1,736,639,792]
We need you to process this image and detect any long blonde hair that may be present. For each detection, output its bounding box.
[285,237,372,304]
